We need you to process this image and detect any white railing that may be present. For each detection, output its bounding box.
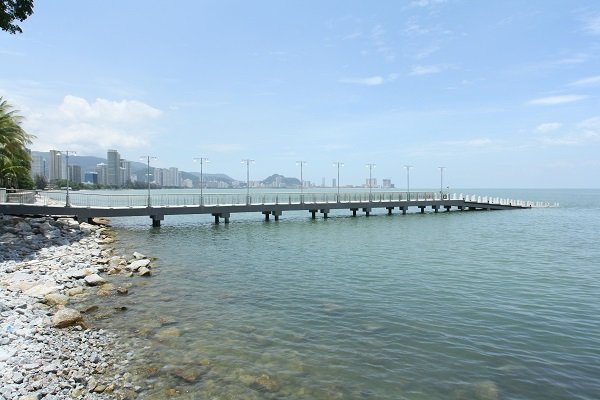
[1,190,556,208]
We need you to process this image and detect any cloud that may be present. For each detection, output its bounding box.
[410,64,445,76]
[410,0,447,7]
[535,122,562,134]
[370,25,395,61]
[570,75,600,86]
[340,73,399,86]
[538,116,600,146]
[527,95,587,106]
[23,95,163,155]
[583,14,600,35]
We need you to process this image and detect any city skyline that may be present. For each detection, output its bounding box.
[2,1,600,188]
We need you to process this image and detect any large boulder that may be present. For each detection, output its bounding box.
[52,308,82,328]
[24,281,60,298]
[44,293,69,306]
[127,259,151,272]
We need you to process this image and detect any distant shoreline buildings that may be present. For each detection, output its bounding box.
[29,148,394,189]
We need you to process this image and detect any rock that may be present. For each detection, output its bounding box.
[133,251,146,259]
[253,374,280,392]
[474,380,500,400]
[43,293,69,306]
[138,266,151,277]
[127,259,150,272]
[67,287,84,296]
[96,283,115,296]
[52,308,82,328]
[116,286,129,295]
[84,274,106,286]
[24,281,60,298]
[154,327,181,340]
[173,366,208,383]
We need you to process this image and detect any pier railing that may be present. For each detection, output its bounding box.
[17,190,556,208]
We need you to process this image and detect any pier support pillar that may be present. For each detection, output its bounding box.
[363,207,371,217]
[401,207,407,215]
[222,213,230,224]
[262,211,270,221]
[458,206,464,211]
[386,207,394,215]
[445,206,451,212]
[310,210,317,219]
[350,208,358,217]
[272,211,282,221]
[419,206,425,214]
[432,205,439,213]
[320,209,330,219]
[212,213,220,224]
[150,215,164,227]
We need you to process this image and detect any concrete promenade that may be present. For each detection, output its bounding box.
[0,190,551,227]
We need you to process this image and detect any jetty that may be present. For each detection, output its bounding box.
[0,190,555,227]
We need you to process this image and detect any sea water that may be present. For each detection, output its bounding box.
[87,189,600,399]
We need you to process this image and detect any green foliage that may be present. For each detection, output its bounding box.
[1,0,34,34]
[0,96,35,188]
[34,174,47,189]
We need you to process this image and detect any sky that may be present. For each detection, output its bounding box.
[1,0,600,188]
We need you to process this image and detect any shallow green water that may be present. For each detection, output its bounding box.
[93,189,600,399]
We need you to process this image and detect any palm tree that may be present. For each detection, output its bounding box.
[0,97,34,188]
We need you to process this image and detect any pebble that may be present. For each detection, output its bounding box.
[0,215,154,399]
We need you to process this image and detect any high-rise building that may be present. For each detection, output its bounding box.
[48,150,62,182]
[30,155,46,179]
[84,172,98,184]
[68,165,82,184]
[120,159,131,186]
[365,178,377,188]
[96,163,108,186]
[106,149,121,187]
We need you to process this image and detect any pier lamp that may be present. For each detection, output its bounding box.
[140,156,158,207]
[193,157,209,206]
[404,165,413,201]
[296,161,307,203]
[241,159,255,205]
[333,162,344,202]
[58,150,76,207]
[438,167,446,199]
[366,163,376,201]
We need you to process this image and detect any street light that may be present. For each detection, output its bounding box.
[140,155,158,207]
[404,165,413,201]
[333,162,344,202]
[193,157,209,205]
[366,163,376,201]
[296,161,307,203]
[438,166,446,199]
[241,159,254,205]
[58,150,76,207]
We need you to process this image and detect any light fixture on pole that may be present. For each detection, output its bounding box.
[193,157,209,206]
[58,150,76,207]
[333,162,344,202]
[296,161,307,203]
[438,166,446,199]
[404,165,413,201]
[140,155,158,207]
[241,159,254,205]
[366,163,376,201]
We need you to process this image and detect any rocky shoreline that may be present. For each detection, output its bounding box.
[0,215,154,400]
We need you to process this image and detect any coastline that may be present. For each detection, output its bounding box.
[0,215,153,399]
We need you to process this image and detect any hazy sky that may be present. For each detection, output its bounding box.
[1,1,599,188]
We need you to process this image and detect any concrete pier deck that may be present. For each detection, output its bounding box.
[1,191,553,227]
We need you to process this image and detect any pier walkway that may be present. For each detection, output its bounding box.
[0,191,554,227]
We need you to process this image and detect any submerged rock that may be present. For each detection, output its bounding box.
[84,273,106,286]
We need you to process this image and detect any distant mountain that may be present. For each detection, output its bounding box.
[188,172,236,184]
[262,174,301,187]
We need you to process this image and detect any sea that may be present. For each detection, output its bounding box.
[82,189,600,400]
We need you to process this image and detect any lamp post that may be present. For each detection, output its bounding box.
[404,165,413,201]
[438,166,445,199]
[59,150,76,207]
[193,157,209,205]
[366,163,376,201]
[140,155,157,207]
[241,159,254,205]
[333,162,343,202]
[296,161,307,203]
